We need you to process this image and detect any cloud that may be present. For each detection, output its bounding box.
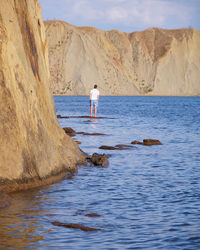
[39,0,200,31]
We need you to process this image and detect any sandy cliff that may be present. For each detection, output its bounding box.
[45,20,200,96]
[0,1,85,192]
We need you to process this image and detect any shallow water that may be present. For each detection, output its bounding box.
[1,96,200,249]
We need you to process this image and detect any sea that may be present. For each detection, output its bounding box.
[0,96,200,249]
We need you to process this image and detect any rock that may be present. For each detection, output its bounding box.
[83,133,106,136]
[59,115,105,119]
[87,153,109,168]
[63,127,77,137]
[45,20,200,96]
[99,145,120,150]
[99,145,133,150]
[131,140,143,145]
[115,144,133,149]
[0,1,86,192]
[52,221,102,231]
[56,114,62,118]
[143,139,162,146]
[131,139,162,146]
[63,127,76,133]
[85,213,101,217]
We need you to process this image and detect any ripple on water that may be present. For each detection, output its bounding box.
[1,96,200,249]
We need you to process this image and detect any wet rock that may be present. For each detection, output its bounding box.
[131,140,143,145]
[143,139,162,146]
[52,221,102,231]
[63,127,76,136]
[63,127,75,134]
[83,132,106,136]
[59,115,105,119]
[131,139,162,146]
[99,145,120,150]
[115,144,133,149]
[99,144,133,150]
[85,213,101,217]
[87,153,109,167]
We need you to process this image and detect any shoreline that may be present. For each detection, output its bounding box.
[53,94,200,97]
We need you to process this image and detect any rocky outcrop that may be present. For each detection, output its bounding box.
[45,20,200,96]
[0,1,85,192]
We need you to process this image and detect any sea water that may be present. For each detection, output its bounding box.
[0,96,200,249]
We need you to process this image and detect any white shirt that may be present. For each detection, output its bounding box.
[90,89,99,100]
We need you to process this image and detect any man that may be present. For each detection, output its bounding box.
[89,84,99,117]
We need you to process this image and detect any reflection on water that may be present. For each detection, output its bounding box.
[0,187,51,249]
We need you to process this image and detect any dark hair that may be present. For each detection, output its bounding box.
[94,84,97,88]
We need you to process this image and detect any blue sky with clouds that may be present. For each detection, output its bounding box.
[39,0,200,32]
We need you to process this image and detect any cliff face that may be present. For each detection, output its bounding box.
[45,20,200,96]
[0,1,85,192]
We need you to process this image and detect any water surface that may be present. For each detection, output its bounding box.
[1,96,200,249]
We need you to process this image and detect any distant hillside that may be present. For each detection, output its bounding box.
[45,20,200,96]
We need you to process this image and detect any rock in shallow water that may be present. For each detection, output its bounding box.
[85,213,101,217]
[131,139,162,146]
[52,221,102,231]
[87,153,109,168]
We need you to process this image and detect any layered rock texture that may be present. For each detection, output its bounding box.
[0,1,85,192]
[45,20,200,96]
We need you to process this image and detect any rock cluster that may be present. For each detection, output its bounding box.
[131,139,162,146]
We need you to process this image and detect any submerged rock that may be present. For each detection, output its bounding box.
[87,153,109,168]
[99,145,120,150]
[131,139,162,146]
[131,141,143,145]
[99,144,133,150]
[83,132,106,136]
[115,144,133,149]
[143,139,162,146]
[85,213,101,217]
[52,221,102,231]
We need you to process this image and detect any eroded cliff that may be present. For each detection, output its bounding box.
[45,20,200,96]
[0,1,85,192]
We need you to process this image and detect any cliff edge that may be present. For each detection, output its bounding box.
[0,1,85,192]
[45,20,200,96]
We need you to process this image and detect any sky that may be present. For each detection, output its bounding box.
[38,0,200,32]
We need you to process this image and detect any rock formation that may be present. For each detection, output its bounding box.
[0,1,85,192]
[45,20,200,96]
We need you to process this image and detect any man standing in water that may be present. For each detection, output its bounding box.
[90,84,99,117]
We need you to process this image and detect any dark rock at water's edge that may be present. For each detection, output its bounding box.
[63,127,76,137]
[52,221,102,231]
[99,145,120,150]
[115,144,134,149]
[58,115,105,119]
[63,127,76,134]
[85,213,101,217]
[63,127,107,137]
[87,153,109,168]
[99,144,133,150]
[131,139,162,146]
[83,132,106,136]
